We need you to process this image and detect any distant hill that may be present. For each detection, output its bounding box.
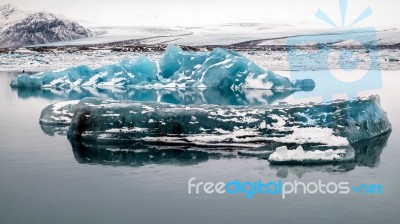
[0,4,94,48]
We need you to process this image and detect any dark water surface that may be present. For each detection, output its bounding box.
[1,72,400,224]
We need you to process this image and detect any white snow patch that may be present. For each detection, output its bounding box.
[105,127,148,133]
[267,127,349,146]
[243,73,273,89]
[268,146,350,162]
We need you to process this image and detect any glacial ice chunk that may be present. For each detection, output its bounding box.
[267,146,355,164]
[159,45,186,79]
[11,46,314,90]
[36,56,157,88]
[39,96,391,151]
[159,46,295,89]
[10,56,158,89]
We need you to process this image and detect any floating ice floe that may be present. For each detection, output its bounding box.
[39,95,391,165]
[10,45,314,91]
[267,146,355,164]
[268,133,390,177]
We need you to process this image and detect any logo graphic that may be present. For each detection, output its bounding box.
[287,0,382,102]
[187,177,384,199]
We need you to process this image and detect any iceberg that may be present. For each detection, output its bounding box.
[10,46,314,91]
[39,96,391,154]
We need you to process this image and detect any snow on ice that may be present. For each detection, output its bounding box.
[10,46,314,91]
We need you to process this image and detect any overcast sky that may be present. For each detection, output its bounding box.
[1,0,399,27]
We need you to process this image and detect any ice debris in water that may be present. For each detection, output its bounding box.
[267,146,355,164]
[10,45,314,90]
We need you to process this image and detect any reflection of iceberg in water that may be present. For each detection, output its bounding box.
[40,124,69,136]
[270,132,390,178]
[13,86,295,106]
[68,138,234,167]
[352,132,389,167]
[65,131,389,169]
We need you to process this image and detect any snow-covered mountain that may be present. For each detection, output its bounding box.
[0,3,29,29]
[0,4,94,48]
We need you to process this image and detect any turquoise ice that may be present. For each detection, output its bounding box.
[11,46,314,91]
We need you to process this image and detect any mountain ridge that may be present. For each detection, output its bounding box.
[0,3,94,48]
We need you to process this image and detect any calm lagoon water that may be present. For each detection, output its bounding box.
[1,71,400,224]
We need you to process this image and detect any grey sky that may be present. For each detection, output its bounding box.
[1,0,399,27]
